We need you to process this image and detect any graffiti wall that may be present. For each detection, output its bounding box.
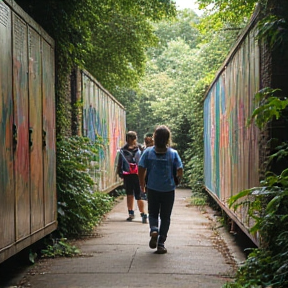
[81,69,126,193]
[204,12,261,244]
[0,0,56,263]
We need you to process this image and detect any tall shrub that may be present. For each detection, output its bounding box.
[56,136,114,236]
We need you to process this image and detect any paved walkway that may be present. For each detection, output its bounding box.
[11,189,245,288]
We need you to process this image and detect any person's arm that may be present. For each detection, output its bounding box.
[175,151,183,180]
[138,149,149,191]
[138,166,147,192]
[176,167,183,178]
[117,151,123,178]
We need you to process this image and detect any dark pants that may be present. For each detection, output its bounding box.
[147,189,175,242]
[123,174,141,200]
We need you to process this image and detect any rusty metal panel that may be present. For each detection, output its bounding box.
[0,1,15,249]
[204,23,261,243]
[28,27,44,233]
[1,0,56,264]
[81,70,126,193]
[42,39,56,227]
[12,13,30,241]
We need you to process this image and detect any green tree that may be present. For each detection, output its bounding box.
[196,0,257,33]
[16,0,176,92]
[148,9,200,58]
[15,0,176,135]
[122,9,203,140]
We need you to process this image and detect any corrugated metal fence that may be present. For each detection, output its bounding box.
[0,0,56,263]
[80,69,126,193]
[204,10,261,245]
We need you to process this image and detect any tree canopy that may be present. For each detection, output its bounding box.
[196,0,257,32]
[15,0,177,135]
[15,0,177,91]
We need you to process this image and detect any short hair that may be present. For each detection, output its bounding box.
[144,132,153,138]
[144,132,154,146]
[126,131,137,141]
[154,125,170,148]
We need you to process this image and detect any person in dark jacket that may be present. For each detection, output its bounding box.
[117,131,147,223]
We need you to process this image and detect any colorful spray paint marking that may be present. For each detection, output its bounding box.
[1,0,57,263]
[82,70,126,192]
[204,19,260,245]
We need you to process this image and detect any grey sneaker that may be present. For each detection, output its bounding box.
[149,231,158,249]
[126,214,135,221]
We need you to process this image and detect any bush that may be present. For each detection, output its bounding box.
[56,136,114,237]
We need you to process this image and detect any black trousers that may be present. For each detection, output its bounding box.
[147,189,175,241]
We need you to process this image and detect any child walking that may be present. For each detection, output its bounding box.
[138,125,183,253]
[117,131,148,223]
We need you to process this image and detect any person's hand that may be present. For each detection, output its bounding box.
[140,189,147,201]
[140,185,146,192]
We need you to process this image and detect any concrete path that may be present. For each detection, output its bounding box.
[12,188,244,288]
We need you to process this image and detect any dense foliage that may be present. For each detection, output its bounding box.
[15,0,176,91]
[56,137,114,237]
[15,0,176,136]
[196,0,257,33]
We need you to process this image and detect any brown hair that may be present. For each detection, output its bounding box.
[126,131,137,142]
[154,125,170,149]
[144,132,154,147]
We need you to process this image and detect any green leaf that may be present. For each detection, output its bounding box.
[228,189,252,207]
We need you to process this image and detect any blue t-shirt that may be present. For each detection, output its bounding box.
[138,147,183,192]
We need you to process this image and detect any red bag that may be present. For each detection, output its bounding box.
[129,163,138,174]
[123,163,138,175]
[119,148,139,175]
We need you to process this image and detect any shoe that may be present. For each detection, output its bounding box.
[126,214,135,221]
[156,243,167,254]
[141,213,148,224]
[149,231,158,249]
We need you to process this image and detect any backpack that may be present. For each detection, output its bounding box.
[119,148,139,175]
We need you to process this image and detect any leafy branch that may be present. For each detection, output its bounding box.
[257,15,288,49]
[247,87,288,129]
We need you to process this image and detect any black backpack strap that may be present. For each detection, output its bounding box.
[119,149,130,165]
